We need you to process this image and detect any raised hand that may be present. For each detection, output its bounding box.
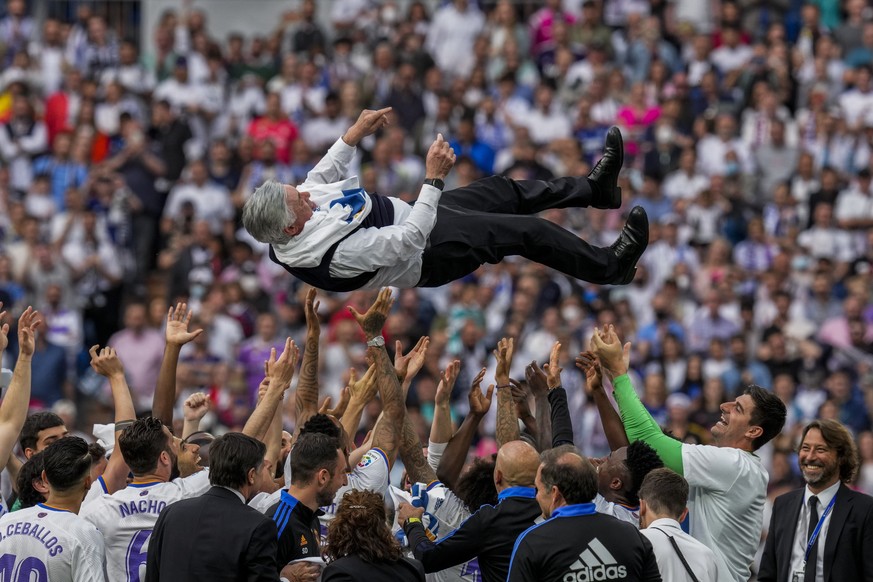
[320,387,351,419]
[267,338,299,390]
[435,360,460,407]
[183,392,210,422]
[348,288,394,339]
[542,341,563,389]
[89,345,125,378]
[468,367,494,417]
[395,336,430,384]
[17,307,41,358]
[493,337,515,383]
[425,133,456,181]
[166,302,204,346]
[525,361,549,398]
[509,378,533,420]
[257,360,272,402]
[590,325,630,380]
[347,363,378,404]
[575,351,603,395]
[0,303,8,353]
[343,107,392,146]
[304,287,320,335]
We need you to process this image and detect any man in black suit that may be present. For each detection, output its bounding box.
[146,432,294,582]
[759,419,873,582]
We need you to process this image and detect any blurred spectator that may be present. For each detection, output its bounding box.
[108,302,165,412]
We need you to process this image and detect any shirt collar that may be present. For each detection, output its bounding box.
[648,517,682,531]
[804,480,840,508]
[551,503,597,518]
[497,486,536,502]
[218,486,246,504]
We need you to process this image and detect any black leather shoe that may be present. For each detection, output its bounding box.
[610,206,649,285]
[588,126,624,209]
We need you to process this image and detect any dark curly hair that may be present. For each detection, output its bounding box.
[325,489,402,564]
[455,454,498,512]
[16,451,46,509]
[624,441,664,505]
[300,413,343,440]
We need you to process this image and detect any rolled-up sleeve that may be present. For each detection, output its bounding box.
[330,185,442,278]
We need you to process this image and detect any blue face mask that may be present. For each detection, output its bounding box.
[725,161,740,176]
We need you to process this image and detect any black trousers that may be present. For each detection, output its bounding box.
[417,176,617,287]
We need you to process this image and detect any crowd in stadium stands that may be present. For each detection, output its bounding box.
[0,0,871,578]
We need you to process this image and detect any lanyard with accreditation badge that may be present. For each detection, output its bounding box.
[792,495,837,582]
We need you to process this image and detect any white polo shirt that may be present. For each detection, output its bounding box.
[642,517,724,582]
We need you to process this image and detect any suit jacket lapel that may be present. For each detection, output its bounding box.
[823,483,852,582]
[778,489,805,576]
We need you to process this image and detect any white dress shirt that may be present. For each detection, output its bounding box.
[788,480,840,582]
[641,517,724,582]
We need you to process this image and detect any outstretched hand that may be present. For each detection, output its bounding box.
[590,325,630,380]
[166,302,204,346]
[17,307,40,358]
[304,287,320,334]
[89,345,125,378]
[425,133,456,181]
[319,388,351,419]
[267,338,299,391]
[347,363,378,404]
[575,351,603,395]
[343,107,392,146]
[435,360,460,407]
[468,367,494,417]
[395,336,429,384]
[348,288,393,339]
[0,303,8,353]
[493,337,515,382]
[542,341,563,389]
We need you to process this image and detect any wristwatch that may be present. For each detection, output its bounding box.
[367,335,385,348]
[424,177,445,190]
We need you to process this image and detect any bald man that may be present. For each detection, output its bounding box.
[507,445,661,582]
[398,441,542,582]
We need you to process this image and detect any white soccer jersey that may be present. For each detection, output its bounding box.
[0,503,106,582]
[390,481,480,582]
[681,443,769,582]
[81,476,108,510]
[594,494,640,527]
[79,470,210,582]
[258,447,390,537]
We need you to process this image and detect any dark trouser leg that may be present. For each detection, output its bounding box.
[440,175,596,214]
[417,206,617,287]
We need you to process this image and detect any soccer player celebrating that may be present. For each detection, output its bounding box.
[79,415,211,581]
[0,437,107,581]
[592,325,786,582]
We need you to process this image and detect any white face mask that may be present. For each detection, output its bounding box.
[656,125,674,144]
[381,6,398,23]
[562,305,582,323]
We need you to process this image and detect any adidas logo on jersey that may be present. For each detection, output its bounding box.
[563,538,627,581]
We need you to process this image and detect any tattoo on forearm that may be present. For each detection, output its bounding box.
[369,346,403,459]
[295,326,320,420]
[400,412,437,485]
[496,386,520,446]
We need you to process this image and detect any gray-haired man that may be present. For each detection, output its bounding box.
[242,108,647,292]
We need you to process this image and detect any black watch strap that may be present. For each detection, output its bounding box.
[424,178,445,190]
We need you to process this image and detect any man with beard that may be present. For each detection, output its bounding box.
[759,419,873,582]
[268,431,349,580]
[80,416,211,582]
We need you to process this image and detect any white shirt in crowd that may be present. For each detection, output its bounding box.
[709,44,754,74]
[641,517,723,582]
[662,170,709,201]
[162,181,234,235]
[681,444,769,582]
[594,494,641,527]
[425,3,485,78]
[0,503,107,582]
[80,470,211,582]
[788,480,839,582]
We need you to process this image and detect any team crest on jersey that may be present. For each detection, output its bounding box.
[300,535,308,546]
[357,451,378,468]
[37,513,46,518]
[140,491,148,497]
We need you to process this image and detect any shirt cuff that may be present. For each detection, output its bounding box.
[417,184,442,208]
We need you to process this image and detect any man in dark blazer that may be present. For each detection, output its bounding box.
[146,432,289,582]
[759,419,873,582]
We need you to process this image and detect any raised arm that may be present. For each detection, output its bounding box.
[592,326,683,473]
[339,364,378,442]
[396,337,440,483]
[153,303,203,426]
[430,360,459,446]
[436,368,493,489]
[0,307,38,470]
[243,339,299,440]
[509,379,538,444]
[300,108,392,187]
[181,392,210,439]
[348,289,403,465]
[494,337,520,446]
[575,351,629,451]
[293,288,321,436]
[88,345,136,494]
